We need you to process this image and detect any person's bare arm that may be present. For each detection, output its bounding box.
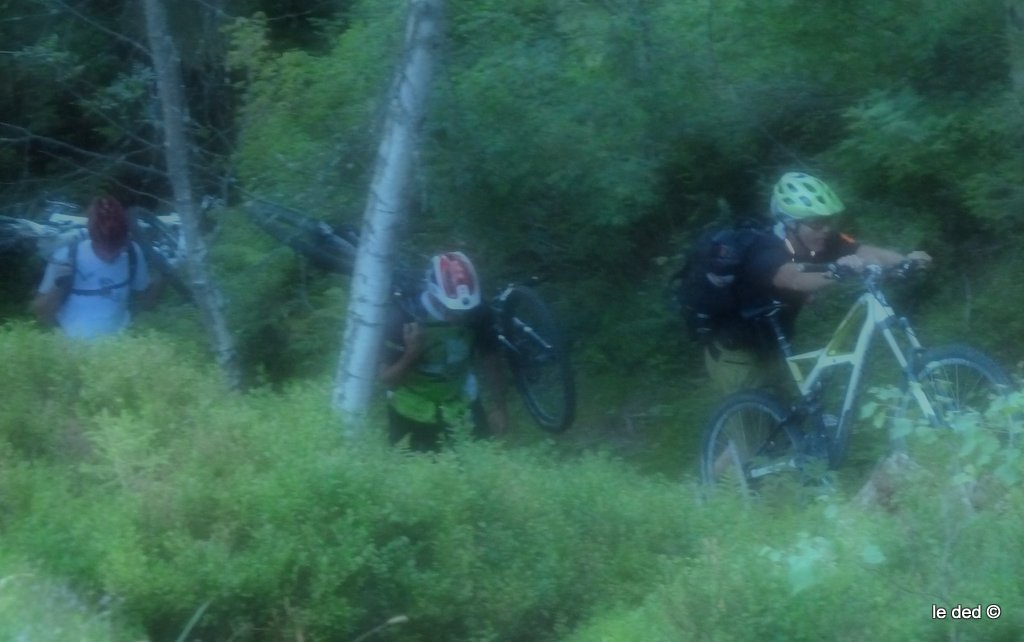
[856,244,932,268]
[771,261,840,293]
[379,322,424,386]
[773,245,933,294]
[31,263,72,326]
[31,288,66,326]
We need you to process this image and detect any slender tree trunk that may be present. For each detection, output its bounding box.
[332,0,444,432]
[1009,0,1024,94]
[141,0,241,389]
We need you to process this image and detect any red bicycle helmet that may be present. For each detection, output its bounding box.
[87,196,129,258]
[426,251,481,310]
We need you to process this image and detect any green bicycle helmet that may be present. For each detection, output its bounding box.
[770,172,845,221]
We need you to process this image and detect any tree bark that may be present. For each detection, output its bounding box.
[141,0,241,389]
[1009,0,1024,94]
[332,0,444,433]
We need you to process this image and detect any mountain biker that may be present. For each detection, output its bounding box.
[379,251,509,451]
[704,172,932,395]
[31,196,157,339]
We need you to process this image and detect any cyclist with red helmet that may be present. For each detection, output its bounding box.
[379,251,508,451]
[31,196,157,338]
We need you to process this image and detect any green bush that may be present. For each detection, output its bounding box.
[0,324,696,641]
[566,489,1024,642]
[3,324,1022,641]
[0,558,143,642]
[567,388,1024,642]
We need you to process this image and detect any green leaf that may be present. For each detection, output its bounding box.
[859,401,879,420]
[787,555,821,595]
[994,463,1019,486]
[890,417,914,439]
[860,544,886,566]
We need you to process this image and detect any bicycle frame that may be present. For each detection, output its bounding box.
[780,265,940,429]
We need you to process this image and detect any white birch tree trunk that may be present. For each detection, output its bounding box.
[141,0,242,389]
[332,0,444,432]
[1009,0,1024,94]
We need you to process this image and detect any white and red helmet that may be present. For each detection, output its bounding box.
[426,251,481,311]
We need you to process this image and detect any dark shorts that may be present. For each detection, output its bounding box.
[387,399,489,452]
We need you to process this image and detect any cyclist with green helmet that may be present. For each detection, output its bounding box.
[379,251,509,451]
[704,171,932,394]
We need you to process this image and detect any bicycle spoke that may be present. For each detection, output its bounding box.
[897,345,1014,445]
[701,392,800,497]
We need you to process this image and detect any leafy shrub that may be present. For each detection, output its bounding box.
[566,381,1024,641]
[566,489,1024,641]
[0,325,698,641]
[0,558,143,642]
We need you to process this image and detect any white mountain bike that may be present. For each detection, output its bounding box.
[699,261,1015,495]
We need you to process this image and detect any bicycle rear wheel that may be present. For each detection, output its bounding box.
[700,390,803,496]
[500,286,575,432]
[896,344,1014,442]
[245,199,357,274]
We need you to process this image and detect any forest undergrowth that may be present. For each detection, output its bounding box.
[1,322,1022,641]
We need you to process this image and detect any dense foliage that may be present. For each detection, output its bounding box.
[0,326,698,640]
[1,326,1022,641]
[3,0,1023,373]
[2,0,1024,639]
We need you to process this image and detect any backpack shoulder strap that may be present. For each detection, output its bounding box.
[68,238,79,277]
[59,240,80,303]
[127,240,138,287]
[69,241,135,296]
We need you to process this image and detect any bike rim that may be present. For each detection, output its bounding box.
[513,337,571,428]
[918,359,1013,439]
[704,402,795,492]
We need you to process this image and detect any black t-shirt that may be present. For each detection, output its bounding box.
[714,229,859,351]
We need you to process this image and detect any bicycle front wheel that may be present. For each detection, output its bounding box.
[501,286,575,433]
[896,344,1014,441]
[700,390,801,496]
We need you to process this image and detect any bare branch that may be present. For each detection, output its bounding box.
[49,0,150,58]
[0,122,166,179]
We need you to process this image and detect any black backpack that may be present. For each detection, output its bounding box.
[670,221,768,343]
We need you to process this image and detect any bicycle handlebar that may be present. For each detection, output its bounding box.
[817,259,927,283]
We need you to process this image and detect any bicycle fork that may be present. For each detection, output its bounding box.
[880,315,943,428]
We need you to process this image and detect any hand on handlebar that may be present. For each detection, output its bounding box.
[823,255,866,280]
[836,254,866,274]
[889,252,932,278]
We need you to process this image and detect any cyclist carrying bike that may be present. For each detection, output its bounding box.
[379,251,509,451]
[31,196,159,339]
[704,172,932,395]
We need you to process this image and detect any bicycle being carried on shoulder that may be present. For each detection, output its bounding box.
[699,261,1015,496]
[246,199,576,432]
